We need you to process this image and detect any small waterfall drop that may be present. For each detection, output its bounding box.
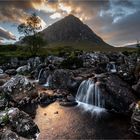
[37,69,43,81]
[43,75,52,87]
[107,62,117,73]
[76,79,104,108]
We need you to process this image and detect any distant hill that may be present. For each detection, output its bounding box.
[123,44,137,48]
[41,14,112,47]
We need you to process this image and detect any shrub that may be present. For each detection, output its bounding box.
[60,56,83,69]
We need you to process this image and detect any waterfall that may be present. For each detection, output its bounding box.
[107,62,117,73]
[76,79,104,108]
[37,69,43,81]
[111,63,117,73]
[43,75,52,87]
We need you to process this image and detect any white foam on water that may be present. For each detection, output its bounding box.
[77,101,106,115]
[76,79,105,108]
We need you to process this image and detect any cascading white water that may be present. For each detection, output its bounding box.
[76,79,104,108]
[37,69,43,81]
[110,63,117,73]
[43,75,52,87]
[107,62,117,73]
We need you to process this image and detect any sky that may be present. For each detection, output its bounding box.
[0,0,140,47]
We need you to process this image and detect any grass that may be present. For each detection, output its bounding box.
[0,41,138,59]
[41,41,137,54]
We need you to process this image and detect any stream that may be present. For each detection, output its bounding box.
[34,101,137,139]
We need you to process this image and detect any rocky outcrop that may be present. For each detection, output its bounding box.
[28,57,41,70]
[51,69,80,90]
[0,129,19,140]
[100,74,136,114]
[0,108,39,139]
[16,65,30,74]
[38,69,81,91]
[131,102,140,135]
[2,75,38,104]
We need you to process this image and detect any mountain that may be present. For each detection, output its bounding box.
[123,44,137,48]
[41,14,111,47]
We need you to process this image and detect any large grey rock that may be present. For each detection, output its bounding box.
[131,103,140,135]
[16,65,30,74]
[28,57,41,70]
[2,75,38,103]
[100,74,136,114]
[0,108,39,139]
[51,69,74,89]
[0,129,19,140]
[46,55,64,66]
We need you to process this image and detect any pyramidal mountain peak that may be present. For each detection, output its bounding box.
[42,14,111,47]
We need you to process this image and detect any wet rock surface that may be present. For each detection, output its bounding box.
[38,92,56,107]
[0,108,39,139]
[100,74,136,114]
[0,52,140,139]
[131,102,140,135]
[2,75,38,104]
[0,129,20,140]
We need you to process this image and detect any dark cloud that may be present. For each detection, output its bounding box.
[0,0,44,23]
[0,27,16,40]
[0,0,140,46]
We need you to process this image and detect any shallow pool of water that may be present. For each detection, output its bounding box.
[34,101,139,139]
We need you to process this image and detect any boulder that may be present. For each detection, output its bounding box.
[131,102,140,135]
[0,108,39,139]
[132,79,140,95]
[5,69,17,76]
[0,129,19,140]
[59,94,78,107]
[118,63,136,85]
[38,92,56,106]
[100,74,136,114]
[51,69,74,89]
[46,55,64,66]
[16,65,30,74]
[28,57,41,70]
[2,75,38,104]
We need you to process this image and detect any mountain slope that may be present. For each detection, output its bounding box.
[41,14,112,47]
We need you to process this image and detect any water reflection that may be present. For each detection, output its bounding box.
[34,101,137,139]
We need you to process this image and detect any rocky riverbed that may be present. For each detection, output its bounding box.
[0,51,140,139]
